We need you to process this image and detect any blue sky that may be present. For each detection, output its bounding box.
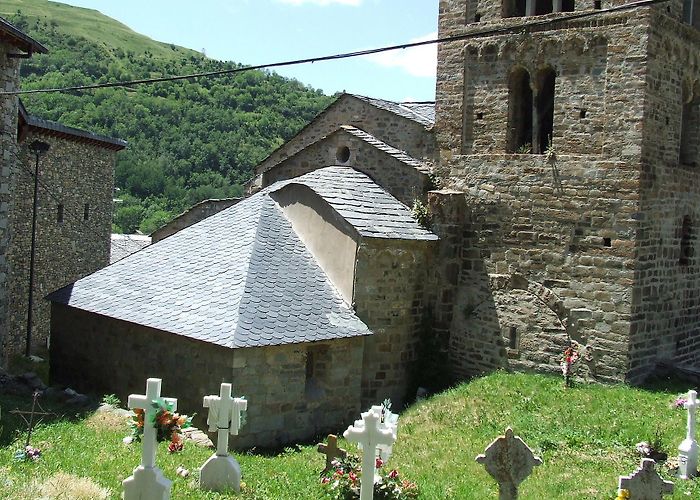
[57,0,439,102]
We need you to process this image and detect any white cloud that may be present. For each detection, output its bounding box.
[364,32,437,78]
[276,0,362,6]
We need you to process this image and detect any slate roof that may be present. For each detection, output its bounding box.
[340,125,431,174]
[19,101,127,150]
[0,16,47,54]
[110,234,151,264]
[350,95,435,127]
[284,167,437,241]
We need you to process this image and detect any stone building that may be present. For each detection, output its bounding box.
[0,17,126,365]
[429,0,700,383]
[50,167,436,447]
[150,198,240,243]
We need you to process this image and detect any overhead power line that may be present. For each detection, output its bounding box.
[0,0,671,97]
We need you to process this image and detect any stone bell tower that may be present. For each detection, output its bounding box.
[429,0,700,384]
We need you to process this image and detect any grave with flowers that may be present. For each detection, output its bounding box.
[318,401,418,500]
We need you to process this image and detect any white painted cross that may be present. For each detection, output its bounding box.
[123,378,177,500]
[619,458,674,499]
[678,389,699,479]
[344,407,396,500]
[199,383,247,492]
[203,383,247,456]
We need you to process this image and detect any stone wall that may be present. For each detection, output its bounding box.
[4,132,115,358]
[252,95,435,190]
[263,129,431,206]
[628,11,700,380]
[50,304,365,449]
[353,238,433,408]
[151,198,240,243]
[434,2,653,382]
[0,40,21,366]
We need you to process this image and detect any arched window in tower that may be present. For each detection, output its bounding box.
[561,0,575,12]
[503,0,527,17]
[507,67,533,153]
[680,84,700,166]
[535,67,556,154]
[534,0,554,15]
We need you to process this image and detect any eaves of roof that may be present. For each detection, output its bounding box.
[0,16,48,54]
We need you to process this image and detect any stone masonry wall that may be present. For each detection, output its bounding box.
[353,238,433,409]
[434,1,651,382]
[0,40,21,366]
[263,130,431,207]
[4,133,115,358]
[628,9,700,380]
[50,305,365,449]
[253,95,435,185]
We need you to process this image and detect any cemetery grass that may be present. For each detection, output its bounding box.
[0,372,697,499]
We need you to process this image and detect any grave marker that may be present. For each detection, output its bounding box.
[123,378,176,500]
[344,407,396,500]
[317,434,347,473]
[199,383,247,492]
[678,389,698,479]
[618,458,674,499]
[475,427,542,500]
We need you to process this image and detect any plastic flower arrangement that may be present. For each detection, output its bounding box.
[14,445,41,462]
[128,398,193,453]
[320,454,418,500]
[616,488,630,500]
[561,345,580,387]
[672,395,688,410]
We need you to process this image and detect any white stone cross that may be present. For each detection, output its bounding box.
[618,458,674,499]
[123,378,177,500]
[344,407,397,500]
[678,389,699,479]
[199,383,247,492]
[475,427,542,500]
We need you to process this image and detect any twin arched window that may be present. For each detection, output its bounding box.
[507,67,556,154]
[503,0,575,18]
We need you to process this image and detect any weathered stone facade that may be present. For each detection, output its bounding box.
[431,0,700,383]
[50,305,365,449]
[263,127,432,207]
[248,93,435,194]
[0,39,21,362]
[4,132,119,357]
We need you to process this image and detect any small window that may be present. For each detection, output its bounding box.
[83,203,90,221]
[579,108,587,119]
[57,204,64,223]
[603,237,612,247]
[594,0,602,9]
[336,146,351,164]
[680,215,693,266]
[474,13,482,22]
[680,86,700,166]
[476,112,484,120]
[508,326,519,349]
[503,0,527,17]
[535,67,556,154]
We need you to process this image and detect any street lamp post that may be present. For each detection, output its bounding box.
[25,140,50,358]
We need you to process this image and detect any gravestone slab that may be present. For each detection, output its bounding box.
[475,427,542,500]
[678,389,698,479]
[199,383,247,493]
[618,458,674,499]
[123,378,176,500]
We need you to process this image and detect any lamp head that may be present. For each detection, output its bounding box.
[28,140,50,156]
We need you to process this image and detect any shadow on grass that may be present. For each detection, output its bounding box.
[0,392,97,447]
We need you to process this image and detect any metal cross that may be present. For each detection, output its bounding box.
[10,391,54,448]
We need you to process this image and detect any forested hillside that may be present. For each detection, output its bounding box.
[2,1,334,233]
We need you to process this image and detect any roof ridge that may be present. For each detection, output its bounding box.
[339,125,430,172]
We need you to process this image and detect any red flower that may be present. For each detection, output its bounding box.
[321,477,330,484]
[389,469,399,479]
[349,472,358,482]
[375,457,384,469]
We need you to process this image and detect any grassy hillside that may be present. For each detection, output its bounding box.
[1,0,334,233]
[0,0,198,58]
[0,372,697,499]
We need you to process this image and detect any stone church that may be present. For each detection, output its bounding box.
[49,0,700,447]
[0,17,126,367]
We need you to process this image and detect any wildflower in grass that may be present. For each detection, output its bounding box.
[672,396,688,409]
[561,346,580,387]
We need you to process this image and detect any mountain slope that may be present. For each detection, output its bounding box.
[2,0,334,233]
